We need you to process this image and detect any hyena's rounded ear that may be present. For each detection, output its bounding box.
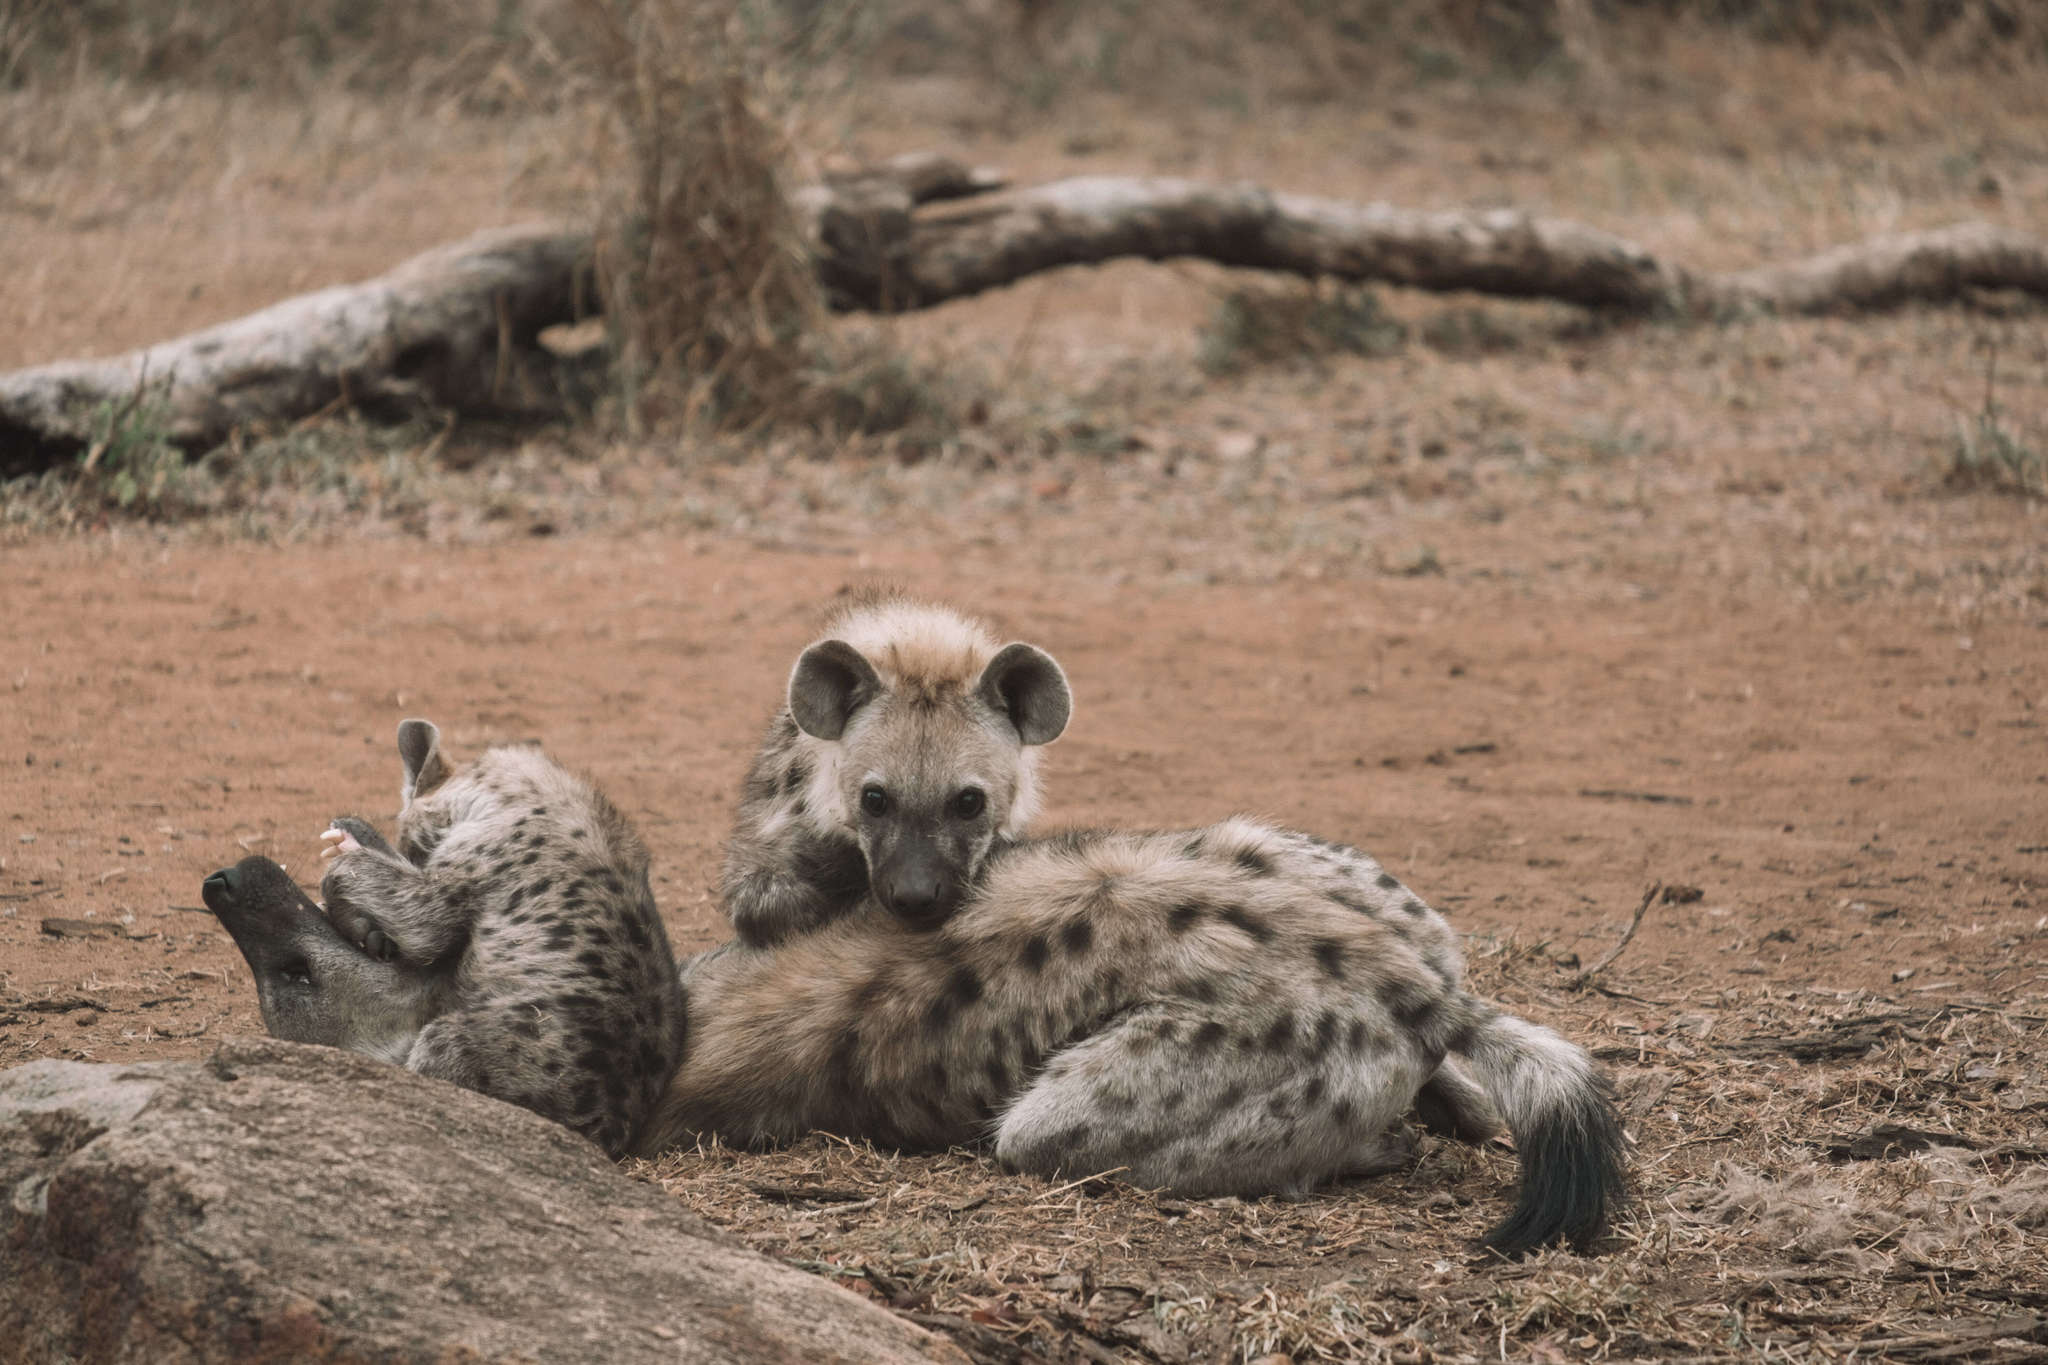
[788,640,884,741]
[978,643,1071,746]
[396,719,452,803]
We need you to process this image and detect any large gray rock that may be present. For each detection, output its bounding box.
[0,1039,961,1365]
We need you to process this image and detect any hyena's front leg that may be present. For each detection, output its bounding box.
[723,828,869,947]
[992,1001,1424,1198]
[318,815,466,965]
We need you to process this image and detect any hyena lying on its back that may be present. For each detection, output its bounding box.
[658,817,1627,1254]
[200,720,687,1158]
[722,592,1072,946]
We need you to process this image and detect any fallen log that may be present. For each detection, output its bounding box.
[0,226,595,470]
[4,161,2043,473]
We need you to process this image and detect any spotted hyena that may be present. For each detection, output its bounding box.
[200,719,687,1159]
[656,816,1626,1254]
[722,592,1072,946]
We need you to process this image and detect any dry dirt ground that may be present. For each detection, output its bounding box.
[4,28,2048,1365]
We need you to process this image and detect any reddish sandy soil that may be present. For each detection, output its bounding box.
[5,533,2046,1358]
[5,537,2045,1057]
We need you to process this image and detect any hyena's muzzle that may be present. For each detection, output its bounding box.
[202,855,428,1053]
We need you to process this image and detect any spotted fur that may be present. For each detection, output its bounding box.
[722,592,1071,945]
[201,720,687,1159]
[654,815,1626,1254]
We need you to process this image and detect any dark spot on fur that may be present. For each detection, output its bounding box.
[828,1025,861,1074]
[1234,848,1272,876]
[946,965,984,1008]
[1020,934,1050,973]
[520,850,541,866]
[1220,904,1274,943]
[1185,976,1220,1004]
[1347,1018,1371,1054]
[1310,1010,1341,1059]
[1375,872,1400,890]
[1303,1075,1326,1105]
[1182,835,1205,859]
[1167,902,1203,933]
[783,758,810,794]
[576,948,606,972]
[926,967,982,1032]
[1262,1013,1296,1051]
[1445,1018,1479,1054]
[1403,898,1428,917]
[1207,1083,1247,1119]
[1266,1094,1291,1117]
[547,924,575,950]
[1061,918,1094,955]
[1153,1018,1180,1045]
[1331,1099,1355,1126]
[1313,939,1346,979]
[1191,1021,1229,1055]
[1390,981,1438,1029]
[528,878,553,899]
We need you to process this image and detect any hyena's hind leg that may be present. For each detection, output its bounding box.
[1413,1059,1503,1143]
[318,816,468,965]
[992,1002,1426,1198]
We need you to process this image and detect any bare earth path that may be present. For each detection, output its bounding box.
[4,532,2044,1359]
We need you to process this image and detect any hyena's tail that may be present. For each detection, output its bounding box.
[1443,995,1627,1254]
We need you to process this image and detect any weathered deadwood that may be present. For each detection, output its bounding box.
[858,177,1685,312]
[0,225,594,472]
[4,162,2044,474]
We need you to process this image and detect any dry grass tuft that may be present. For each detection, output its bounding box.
[578,0,821,434]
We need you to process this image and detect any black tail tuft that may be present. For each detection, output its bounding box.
[1480,1074,1627,1255]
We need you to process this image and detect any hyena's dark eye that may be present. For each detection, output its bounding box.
[951,788,986,820]
[860,785,889,817]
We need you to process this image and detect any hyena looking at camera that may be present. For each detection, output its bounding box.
[725,595,1502,1147]
[660,814,1626,1253]
[722,592,1072,947]
[200,720,687,1159]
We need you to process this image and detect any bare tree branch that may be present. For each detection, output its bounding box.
[6,159,2044,472]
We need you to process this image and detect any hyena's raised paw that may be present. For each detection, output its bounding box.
[321,815,400,863]
[319,817,401,963]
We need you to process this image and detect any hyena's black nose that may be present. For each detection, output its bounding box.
[201,866,241,912]
[881,868,951,928]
